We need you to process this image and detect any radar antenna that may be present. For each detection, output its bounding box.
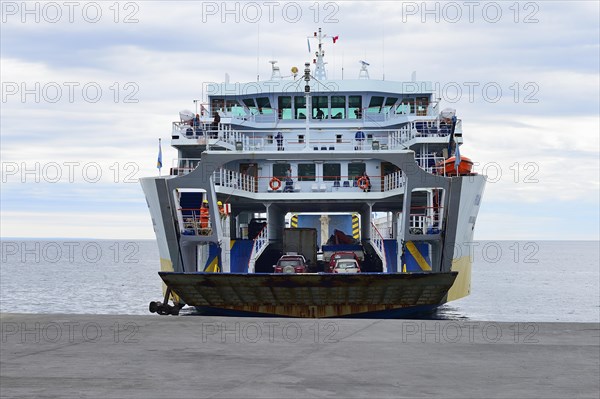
[358,60,370,79]
[269,60,281,80]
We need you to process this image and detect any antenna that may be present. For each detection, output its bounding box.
[256,24,260,81]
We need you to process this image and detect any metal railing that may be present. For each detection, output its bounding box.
[370,222,388,272]
[179,209,212,236]
[248,223,269,273]
[383,171,405,191]
[213,168,257,193]
[171,117,461,155]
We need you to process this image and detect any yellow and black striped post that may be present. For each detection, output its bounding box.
[290,214,298,228]
[352,214,360,239]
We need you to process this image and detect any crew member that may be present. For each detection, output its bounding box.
[200,199,210,231]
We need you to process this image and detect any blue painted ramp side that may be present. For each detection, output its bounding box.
[229,240,254,273]
[383,240,398,272]
[203,243,222,272]
[404,242,431,272]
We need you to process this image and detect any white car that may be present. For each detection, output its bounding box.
[332,259,361,274]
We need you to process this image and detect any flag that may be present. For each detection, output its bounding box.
[332,35,339,43]
[307,38,311,53]
[454,143,461,171]
[157,138,162,170]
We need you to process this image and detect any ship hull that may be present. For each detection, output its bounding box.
[159,271,458,318]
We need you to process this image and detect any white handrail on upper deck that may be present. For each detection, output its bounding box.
[214,168,256,193]
[383,171,405,191]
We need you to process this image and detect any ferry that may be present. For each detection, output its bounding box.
[140,29,486,318]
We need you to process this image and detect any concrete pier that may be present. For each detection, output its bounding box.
[1,313,598,398]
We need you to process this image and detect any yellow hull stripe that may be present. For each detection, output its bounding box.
[447,255,472,301]
[291,215,298,228]
[406,241,431,271]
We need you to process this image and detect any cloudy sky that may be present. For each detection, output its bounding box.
[1,1,598,240]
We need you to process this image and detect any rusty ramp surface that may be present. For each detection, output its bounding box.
[159,272,458,318]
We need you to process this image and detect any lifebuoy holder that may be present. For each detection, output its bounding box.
[357,177,369,190]
[269,177,281,190]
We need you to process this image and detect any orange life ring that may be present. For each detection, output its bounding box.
[358,176,369,190]
[269,177,281,190]
[357,177,369,190]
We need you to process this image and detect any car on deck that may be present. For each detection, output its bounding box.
[327,251,361,273]
[274,255,308,274]
[332,259,361,274]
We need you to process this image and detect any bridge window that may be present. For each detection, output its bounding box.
[312,96,329,119]
[298,164,316,181]
[323,163,341,181]
[416,96,429,116]
[383,97,398,113]
[256,97,273,115]
[331,96,345,119]
[243,98,258,115]
[349,95,362,119]
[294,96,306,119]
[396,99,412,115]
[367,96,384,113]
[278,96,292,120]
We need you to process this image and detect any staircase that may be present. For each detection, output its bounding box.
[370,222,388,272]
[248,224,269,273]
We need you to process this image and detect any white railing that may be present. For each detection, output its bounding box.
[213,168,256,193]
[415,154,445,174]
[173,124,434,152]
[383,171,405,191]
[370,222,387,272]
[248,224,269,273]
[172,158,202,176]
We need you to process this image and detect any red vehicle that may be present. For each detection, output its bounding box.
[274,255,308,274]
[327,252,361,273]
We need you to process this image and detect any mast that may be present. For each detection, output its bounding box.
[308,27,328,80]
[304,62,311,149]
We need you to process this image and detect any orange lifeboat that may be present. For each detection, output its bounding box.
[436,156,474,176]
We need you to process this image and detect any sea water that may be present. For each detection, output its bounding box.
[1,240,598,322]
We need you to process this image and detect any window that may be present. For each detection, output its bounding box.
[278,96,292,120]
[383,97,398,113]
[367,96,384,113]
[331,96,345,119]
[416,96,429,116]
[336,134,342,143]
[348,163,366,180]
[323,163,341,181]
[243,98,258,115]
[298,164,316,181]
[349,95,362,119]
[298,134,305,143]
[312,96,329,119]
[273,163,290,179]
[396,99,412,115]
[256,97,273,114]
[211,98,225,114]
[294,96,306,119]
